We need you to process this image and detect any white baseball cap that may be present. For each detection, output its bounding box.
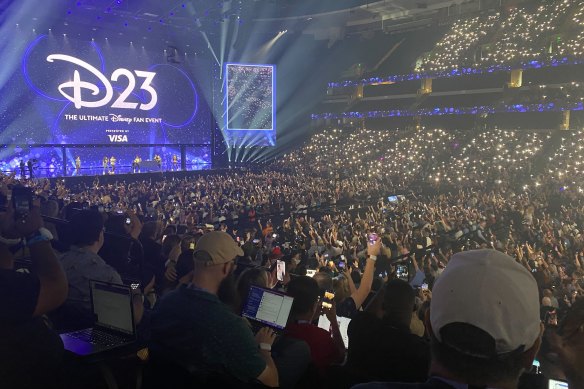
[430,249,540,356]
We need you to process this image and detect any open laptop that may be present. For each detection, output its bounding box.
[60,280,136,356]
[241,286,294,334]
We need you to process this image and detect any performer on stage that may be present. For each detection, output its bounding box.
[19,160,26,178]
[102,156,109,175]
[110,156,116,174]
[172,154,179,171]
[133,155,142,173]
[27,159,34,179]
[75,156,81,175]
[154,154,162,170]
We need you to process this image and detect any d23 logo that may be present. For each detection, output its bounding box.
[46,54,157,110]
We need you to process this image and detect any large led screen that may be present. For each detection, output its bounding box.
[2,33,212,146]
[224,63,276,147]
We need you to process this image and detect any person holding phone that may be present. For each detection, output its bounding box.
[346,279,431,385]
[315,238,379,319]
[285,276,346,372]
[0,199,68,388]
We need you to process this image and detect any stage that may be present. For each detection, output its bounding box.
[45,165,261,189]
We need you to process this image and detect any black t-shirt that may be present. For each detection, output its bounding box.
[0,270,40,322]
[347,312,430,383]
[337,297,358,319]
[0,270,64,388]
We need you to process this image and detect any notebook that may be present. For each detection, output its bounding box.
[60,280,136,356]
[241,286,294,334]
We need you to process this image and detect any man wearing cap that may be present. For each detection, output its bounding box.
[150,231,279,387]
[353,249,543,389]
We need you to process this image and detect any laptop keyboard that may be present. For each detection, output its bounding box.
[250,321,283,336]
[68,328,128,347]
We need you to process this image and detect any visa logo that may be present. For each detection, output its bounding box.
[108,135,128,142]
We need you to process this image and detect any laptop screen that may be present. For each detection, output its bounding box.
[548,379,569,389]
[242,286,294,330]
[90,281,134,335]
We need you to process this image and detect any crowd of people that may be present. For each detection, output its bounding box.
[416,0,584,73]
[417,13,501,73]
[0,121,584,388]
[283,127,548,189]
[559,3,584,57]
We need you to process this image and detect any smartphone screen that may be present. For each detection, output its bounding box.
[13,195,31,213]
[277,259,286,282]
[338,261,345,269]
[322,291,335,309]
[396,264,409,281]
[12,187,32,215]
[368,233,378,245]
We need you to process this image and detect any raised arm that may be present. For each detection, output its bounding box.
[350,237,380,310]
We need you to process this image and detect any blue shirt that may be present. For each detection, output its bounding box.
[60,246,123,312]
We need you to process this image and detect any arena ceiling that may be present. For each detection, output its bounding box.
[55,0,480,36]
